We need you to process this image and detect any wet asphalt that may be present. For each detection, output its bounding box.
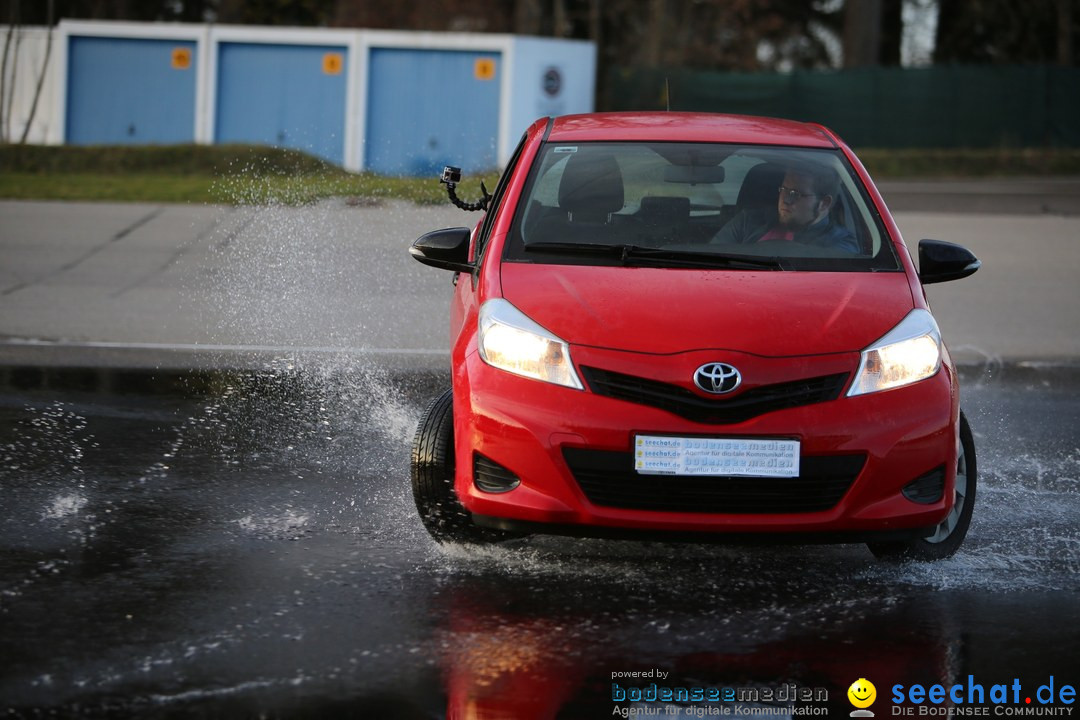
[0,362,1077,718]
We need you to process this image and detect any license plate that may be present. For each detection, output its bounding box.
[634,435,800,478]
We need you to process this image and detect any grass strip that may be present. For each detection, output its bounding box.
[2,143,1078,205]
[855,147,1080,178]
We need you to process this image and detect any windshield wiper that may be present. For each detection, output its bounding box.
[617,245,787,269]
[524,242,786,269]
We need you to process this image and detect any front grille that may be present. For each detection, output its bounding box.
[580,367,849,425]
[563,447,865,514]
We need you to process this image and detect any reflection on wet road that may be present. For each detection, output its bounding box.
[1,363,1078,717]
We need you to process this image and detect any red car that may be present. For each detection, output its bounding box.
[409,112,980,560]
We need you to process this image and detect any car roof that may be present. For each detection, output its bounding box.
[545,112,840,148]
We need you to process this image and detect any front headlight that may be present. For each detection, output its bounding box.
[478,299,584,390]
[848,309,942,397]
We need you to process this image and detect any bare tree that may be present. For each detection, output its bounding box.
[20,0,53,143]
[4,20,19,141]
[843,0,883,68]
[0,0,22,142]
[878,0,902,65]
[935,0,1078,65]
[0,0,16,142]
[514,0,545,35]
[1059,0,1074,65]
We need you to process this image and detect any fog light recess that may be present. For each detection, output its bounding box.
[473,454,521,494]
[902,466,946,504]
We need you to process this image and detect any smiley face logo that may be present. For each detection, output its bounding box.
[848,678,877,709]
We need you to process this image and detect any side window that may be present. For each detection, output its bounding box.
[837,169,881,256]
[518,151,570,240]
[475,134,529,260]
[529,153,569,209]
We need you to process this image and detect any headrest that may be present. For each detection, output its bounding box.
[558,153,624,217]
[639,196,690,226]
[737,162,785,209]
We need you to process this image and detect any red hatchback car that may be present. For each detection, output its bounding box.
[409,112,980,560]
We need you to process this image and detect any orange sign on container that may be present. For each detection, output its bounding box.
[323,52,344,75]
[171,47,191,70]
[474,58,496,81]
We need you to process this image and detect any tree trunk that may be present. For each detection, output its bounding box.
[643,0,666,66]
[20,0,53,144]
[843,0,883,68]
[878,0,902,65]
[0,0,17,143]
[933,0,961,63]
[553,0,567,37]
[1058,0,1073,66]
[513,0,544,36]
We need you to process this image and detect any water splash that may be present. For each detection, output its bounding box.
[236,509,311,541]
[139,390,234,485]
[180,175,447,543]
[1,401,101,545]
[42,493,89,520]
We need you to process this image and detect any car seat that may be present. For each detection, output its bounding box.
[528,152,625,245]
[559,152,625,223]
[716,162,784,231]
[736,162,785,211]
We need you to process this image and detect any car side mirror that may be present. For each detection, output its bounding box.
[409,227,473,273]
[918,239,981,285]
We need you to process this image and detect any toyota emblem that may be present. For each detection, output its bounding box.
[694,363,742,394]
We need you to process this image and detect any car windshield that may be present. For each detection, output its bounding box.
[505,142,900,272]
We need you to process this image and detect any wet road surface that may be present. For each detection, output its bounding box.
[1,362,1077,718]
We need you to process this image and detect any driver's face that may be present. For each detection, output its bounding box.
[777,171,821,230]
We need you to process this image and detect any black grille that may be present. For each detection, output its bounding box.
[580,367,849,425]
[473,454,521,494]
[563,447,865,514]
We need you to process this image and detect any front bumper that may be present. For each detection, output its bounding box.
[452,345,958,539]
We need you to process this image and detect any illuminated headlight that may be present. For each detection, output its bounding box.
[478,299,584,390]
[848,309,942,396]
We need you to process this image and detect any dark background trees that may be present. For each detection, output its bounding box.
[3,0,1077,69]
[934,0,1074,65]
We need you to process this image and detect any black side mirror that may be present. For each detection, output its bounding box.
[409,227,473,273]
[918,239,981,285]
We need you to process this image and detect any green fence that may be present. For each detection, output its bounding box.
[605,65,1080,148]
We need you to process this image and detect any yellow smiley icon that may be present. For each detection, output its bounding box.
[848,678,877,708]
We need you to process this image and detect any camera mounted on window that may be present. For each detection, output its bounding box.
[441,165,491,212]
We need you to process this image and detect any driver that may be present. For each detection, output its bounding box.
[712,162,859,254]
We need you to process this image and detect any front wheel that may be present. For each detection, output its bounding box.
[410,389,507,545]
[868,411,977,561]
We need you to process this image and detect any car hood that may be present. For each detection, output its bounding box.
[499,264,916,356]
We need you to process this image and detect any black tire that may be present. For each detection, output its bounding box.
[410,389,505,545]
[868,411,977,561]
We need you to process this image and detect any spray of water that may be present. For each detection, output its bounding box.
[1,401,99,544]
[0,402,98,604]
[181,171,442,547]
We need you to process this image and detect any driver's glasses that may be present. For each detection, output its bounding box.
[778,186,817,203]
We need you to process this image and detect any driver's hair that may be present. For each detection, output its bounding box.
[788,161,841,200]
